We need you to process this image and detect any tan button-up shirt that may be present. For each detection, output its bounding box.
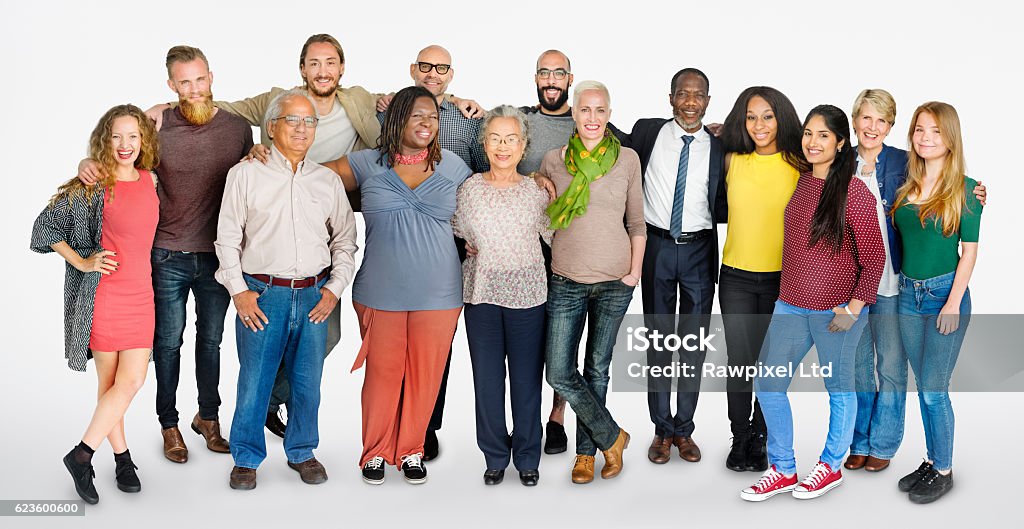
[214,146,358,298]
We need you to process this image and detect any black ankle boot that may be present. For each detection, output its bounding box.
[114,450,141,493]
[745,433,768,472]
[726,432,750,472]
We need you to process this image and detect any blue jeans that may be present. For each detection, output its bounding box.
[899,271,970,472]
[230,274,329,468]
[545,274,634,456]
[850,294,907,459]
[755,300,868,475]
[151,249,231,428]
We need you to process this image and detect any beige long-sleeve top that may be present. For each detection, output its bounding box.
[214,146,358,298]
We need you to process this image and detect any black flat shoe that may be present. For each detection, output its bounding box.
[483,469,504,485]
[909,469,953,504]
[519,470,539,487]
[63,449,98,504]
[544,421,568,455]
[726,432,750,472]
[423,430,439,461]
[899,461,934,492]
[114,451,141,493]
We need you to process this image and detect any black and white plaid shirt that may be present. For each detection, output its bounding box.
[378,97,489,173]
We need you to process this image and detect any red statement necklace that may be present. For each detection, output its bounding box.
[395,149,429,165]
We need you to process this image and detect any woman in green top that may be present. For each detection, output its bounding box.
[892,101,982,505]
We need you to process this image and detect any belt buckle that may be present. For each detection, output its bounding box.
[290,278,302,289]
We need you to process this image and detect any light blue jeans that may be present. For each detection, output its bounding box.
[899,271,970,472]
[755,300,868,475]
[850,294,907,459]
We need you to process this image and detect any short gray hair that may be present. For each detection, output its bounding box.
[264,88,319,129]
[478,105,530,151]
[572,80,611,109]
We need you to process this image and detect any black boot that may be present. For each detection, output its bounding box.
[63,443,98,504]
[746,433,768,472]
[114,450,141,493]
[726,432,750,472]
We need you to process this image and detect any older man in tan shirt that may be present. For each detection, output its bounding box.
[215,89,357,491]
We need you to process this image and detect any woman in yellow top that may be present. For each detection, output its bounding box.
[717,86,808,472]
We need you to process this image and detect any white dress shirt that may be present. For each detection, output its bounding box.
[215,146,358,298]
[643,120,712,231]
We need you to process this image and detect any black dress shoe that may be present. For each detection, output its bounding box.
[63,449,98,504]
[726,432,750,472]
[114,451,141,493]
[423,430,439,461]
[544,421,568,455]
[519,470,539,487]
[745,433,768,472]
[265,409,286,438]
[483,469,504,485]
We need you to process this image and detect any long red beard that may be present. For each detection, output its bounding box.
[180,93,215,125]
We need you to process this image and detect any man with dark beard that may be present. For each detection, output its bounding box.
[77,46,254,464]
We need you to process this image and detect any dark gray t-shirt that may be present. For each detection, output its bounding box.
[517,106,575,175]
[155,108,254,252]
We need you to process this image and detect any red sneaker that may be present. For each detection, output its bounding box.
[792,461,843,499]
[740,464,798,502]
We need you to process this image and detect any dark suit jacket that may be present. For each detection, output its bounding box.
[611,118,728,282]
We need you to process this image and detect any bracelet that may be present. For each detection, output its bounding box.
[844,306,858,320]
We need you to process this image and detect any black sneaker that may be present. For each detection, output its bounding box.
[745,433,768,472]
[909,468,953,504]
[423,430,439,461]
[898,461,934,492]
[114,452,141,493]
[726,432,750,472]
[544,421,568,455]
[362,456,385,485]
[63,449,98,504]
[400,453,427,484]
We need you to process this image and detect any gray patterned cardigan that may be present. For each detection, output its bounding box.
[31,190,105,372]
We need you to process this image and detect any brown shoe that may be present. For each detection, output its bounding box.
[844,454,868,470]
[673,436,701,462]
[600,429,631,479]
[647,435,672,464]
[864,456,890,472]
[288,457,328,484]
[571,455,595,484]
[191,413,230,453]
[229,466,256,490]
[161,426,188,463]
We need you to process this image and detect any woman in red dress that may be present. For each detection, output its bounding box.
[31,105,160,504]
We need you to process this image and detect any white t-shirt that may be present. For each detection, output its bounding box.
[855,155,899,297]
[305,101,358,164]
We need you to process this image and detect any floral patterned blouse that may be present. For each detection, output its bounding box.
[451,174,553,308]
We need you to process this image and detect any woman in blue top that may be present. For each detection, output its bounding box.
[324,86,471,486]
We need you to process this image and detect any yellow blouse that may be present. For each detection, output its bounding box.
[721,152,800,272]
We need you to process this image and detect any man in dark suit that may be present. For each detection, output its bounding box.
[614,68,727,465]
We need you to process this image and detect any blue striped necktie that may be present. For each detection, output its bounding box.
[669,135,695,239]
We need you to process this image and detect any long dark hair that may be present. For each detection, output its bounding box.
[376,85,442,171]
[720,86,808,172]
[805,104,857,254]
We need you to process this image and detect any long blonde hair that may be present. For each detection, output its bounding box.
[891,102,967,237]
[51,104,160,206]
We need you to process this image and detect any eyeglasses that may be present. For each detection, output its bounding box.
[272,115,319,128]
[536,68,570,80]
[485,135,523,147]
[417,62,451,74]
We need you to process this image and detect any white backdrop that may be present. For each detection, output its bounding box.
[2,1,1022,528]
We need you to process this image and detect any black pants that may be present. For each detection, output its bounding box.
[641,231,714,438]
[718,265,779,437]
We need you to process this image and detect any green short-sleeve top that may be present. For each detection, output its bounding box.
[894,176,982,280]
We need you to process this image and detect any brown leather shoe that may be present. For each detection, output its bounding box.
[864,456,890,472]
[673,436,701,462]
[600,429,630,479]
[161,426,188,463]
[288,457,328,484]
[229,466,256,490]
[571,455,595,484]
[191,413,230,453]
[844,454,868,470]
[647,435,672,464]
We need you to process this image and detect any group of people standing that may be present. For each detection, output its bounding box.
[32,34,983,507]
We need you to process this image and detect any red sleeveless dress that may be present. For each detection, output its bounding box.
[89,171,160,351]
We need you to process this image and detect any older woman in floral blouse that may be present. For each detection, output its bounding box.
[452,105,551,487]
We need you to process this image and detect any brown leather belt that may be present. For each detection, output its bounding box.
[248,269,329,289]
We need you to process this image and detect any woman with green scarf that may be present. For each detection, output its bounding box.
[540,80,646,484]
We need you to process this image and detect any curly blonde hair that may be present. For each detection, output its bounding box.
[51,104,159,206]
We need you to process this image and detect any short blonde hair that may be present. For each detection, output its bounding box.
[572,80,611,109]
[851,88,896,124]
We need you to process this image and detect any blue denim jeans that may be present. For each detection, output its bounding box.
[899,271,970,472]
[755,300,868,475]
[151,249,231,428]
[545,274,634,456]
[229,274,329,468]
[850,294,907,459]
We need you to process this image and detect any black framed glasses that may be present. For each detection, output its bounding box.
[417,62,451,74]
[536,68,569,80]
[272,115,319,128]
